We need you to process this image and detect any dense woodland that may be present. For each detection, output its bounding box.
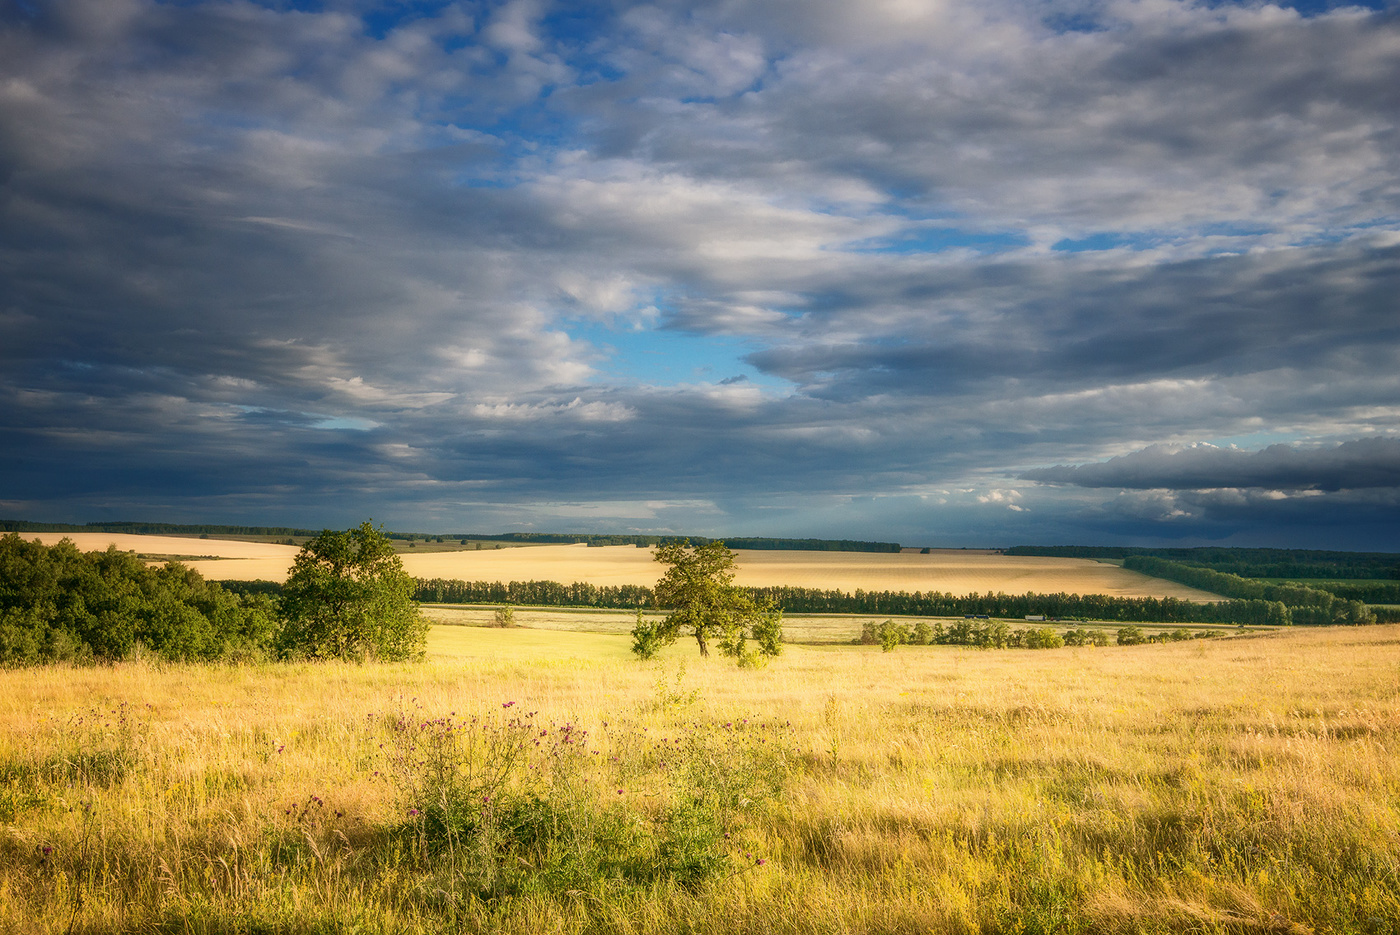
[0,534,277,665]
[1,530,423,666]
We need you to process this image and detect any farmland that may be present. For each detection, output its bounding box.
[19,533,1222,600]
[2,624,1398,933]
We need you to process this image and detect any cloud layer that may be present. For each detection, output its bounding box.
[2,0,1398,547]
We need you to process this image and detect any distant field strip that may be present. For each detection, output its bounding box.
[11,534,1223,599]
[420,606,1248,642]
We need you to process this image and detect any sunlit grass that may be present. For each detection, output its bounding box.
[2,625,1398,933]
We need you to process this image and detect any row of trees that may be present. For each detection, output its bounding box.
[860,618,1222,651]
[0,525,426,667]
[1122,556,1377,625]
[1006,545,1400,580]
[412,577,1328,626]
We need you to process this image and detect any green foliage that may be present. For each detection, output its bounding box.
[1006,544,1400,580]
[381,700,791,898]
[877,620,909,652]
[1021,627,1065,649]
[1116,626,1145,646]
[637,540,783,665]
[491,605,516,628]
[417,576,1306,626]
[277,523,427,662]
[631,609,665,660]
[1123,555,1381,625]
[0,533,277,665]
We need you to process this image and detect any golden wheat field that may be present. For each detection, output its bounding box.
[24,534,1221,599]
[2,625,1397,933]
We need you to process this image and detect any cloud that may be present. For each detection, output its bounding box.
[1,0,1399,546]
[1023,438,1400,491]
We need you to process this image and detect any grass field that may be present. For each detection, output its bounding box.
[18,534,1223,600]
[419,604,1250,643]
[2,624,1397,933]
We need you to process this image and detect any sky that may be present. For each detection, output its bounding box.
[2,0,1399,549]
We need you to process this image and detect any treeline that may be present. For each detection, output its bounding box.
[1122,556,1378,625]
[1,520,902,554]
[1007,545,1400,580]
[746,585,1293,625]
[0,519,323,537]
[415,578,654,607]
[1308,581,1400,605]
[476,533,902,552]
[415,577,1318,626]
[857,618,1221,651]
[0,534,278,666]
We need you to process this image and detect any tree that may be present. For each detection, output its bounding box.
[634,540,783,665]
[278,522,427,661]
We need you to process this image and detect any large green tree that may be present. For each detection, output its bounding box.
[632,540,782,665]
[278,522,427,661]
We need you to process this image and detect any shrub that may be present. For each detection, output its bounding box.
[1116,626,1145,646]
[381,700,791,896]
[631,610,666,660]
[877,620,909,652]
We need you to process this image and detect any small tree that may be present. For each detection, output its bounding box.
[278,522,427,661]
[635,540,782,665]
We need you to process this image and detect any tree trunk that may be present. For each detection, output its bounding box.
[695,629,709,656]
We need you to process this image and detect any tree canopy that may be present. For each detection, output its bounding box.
[632,540,782,666]
[0,533,277,665]
[278,522,427,661]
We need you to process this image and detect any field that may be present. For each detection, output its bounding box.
[2,625,1398,933]
[419,605,1246,643]
[18,534,1222,600]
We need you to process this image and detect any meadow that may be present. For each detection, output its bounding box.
[2,624,1397,933]
[21,534,1221,600]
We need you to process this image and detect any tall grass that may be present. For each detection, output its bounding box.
[1,626,1398,933]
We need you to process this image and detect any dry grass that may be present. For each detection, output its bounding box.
[419,605,1246,643]
[2,625,1398,933]
[24,534,1221,599]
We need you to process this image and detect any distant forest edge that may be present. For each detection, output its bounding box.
[480,533,903,552]
[1006,545,1400,580]
[398,578,1395,626]
[0,520,899,553]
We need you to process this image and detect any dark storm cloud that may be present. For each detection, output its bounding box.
[2,0,1399,546]
[1024,438,1400,491]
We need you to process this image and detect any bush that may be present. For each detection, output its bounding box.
[381,699,791,896]
[1116,626,1145,646]
[878,620,909,652]
[1023,627,1065,649]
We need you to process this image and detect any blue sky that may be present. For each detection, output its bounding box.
[2,0,1399,548]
